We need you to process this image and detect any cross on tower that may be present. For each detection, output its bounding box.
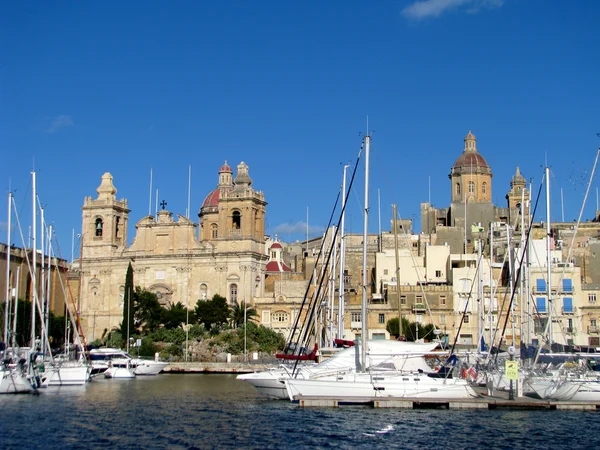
[160,200,167,210]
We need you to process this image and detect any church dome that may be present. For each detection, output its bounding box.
[202,188,220,207]
[270,242,283,249]
[450,130,492,177]
[452,151,490,170]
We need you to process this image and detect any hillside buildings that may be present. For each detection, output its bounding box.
[6,130,599,352]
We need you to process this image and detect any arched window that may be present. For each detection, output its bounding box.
[230,283,238,304]
[456,183,461,195]
[95,218,103,237]
[211,224,218,239]
[232,210,241,229]
[468,181,475,194]
[200,283,208,300]
[482,182,487,194]
[115,216,120,239]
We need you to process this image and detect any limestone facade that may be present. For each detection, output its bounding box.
[76,162,268,341]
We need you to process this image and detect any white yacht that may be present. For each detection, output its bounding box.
[237,340,440,399]
[104,360,136,379]
[89,348,168,376]
[285,368,478,401]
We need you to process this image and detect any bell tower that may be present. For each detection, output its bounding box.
[81,173,130,258]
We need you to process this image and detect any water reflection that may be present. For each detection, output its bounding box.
[1,374,599,449]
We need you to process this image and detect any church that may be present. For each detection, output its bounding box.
[76,161,268,341]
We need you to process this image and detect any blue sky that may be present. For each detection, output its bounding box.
[2,1,600,259]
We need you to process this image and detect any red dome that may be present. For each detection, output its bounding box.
[219,161,233,173]
[270,242,283,249]
[452,151,490,170]
[202,188,220,207]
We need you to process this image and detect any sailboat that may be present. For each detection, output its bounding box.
[284,134,478,402]
[524,158,600,401]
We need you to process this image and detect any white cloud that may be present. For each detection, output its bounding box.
[272,221,325,237]
[402,0,503,20]
[46,114,75,133]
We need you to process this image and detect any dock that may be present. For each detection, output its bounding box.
[293,388,600,410]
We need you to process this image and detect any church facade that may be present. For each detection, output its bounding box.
[76,161,268,341]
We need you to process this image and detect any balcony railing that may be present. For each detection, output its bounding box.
[412,303,427,313]
[588,326,598,334]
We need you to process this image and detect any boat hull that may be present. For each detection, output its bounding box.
[285,373,477,401]
[44,364,91,386]
[133,360,169,376]
[0,369,34,394]
[237,372,289,399]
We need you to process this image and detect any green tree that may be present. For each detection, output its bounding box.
[162,301,192,329]
[386,317,411,339]
[194,294,229,331]
[230,301,258,328]
[121,262,135,340]
[386,317,436,342]
[133,287,163,333]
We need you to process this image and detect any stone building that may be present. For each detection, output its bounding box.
[0,243,70,317]
[75,162,268,341]
[421,131,524,254]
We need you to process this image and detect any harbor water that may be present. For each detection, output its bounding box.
[1,373,599,449]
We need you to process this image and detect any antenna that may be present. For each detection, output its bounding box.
[187,165,192,219]
[561,187,564,222]
[148,168,153,216]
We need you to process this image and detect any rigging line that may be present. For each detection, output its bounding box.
[372,147,442,336]
[557,148,600,289]
[10,195,53,357]
[286,191,340,350]
[486,189,534,358]
[50,227,88,351]
[492,176,544,366]
[287,143,364,362]
[447,240,486,358]
[292,148,365,374]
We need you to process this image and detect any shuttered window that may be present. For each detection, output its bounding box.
[536,297,546,313]
[536,279,546,292]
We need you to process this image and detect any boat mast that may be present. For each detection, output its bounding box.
[545,166,553,345]
[519,187,526,346]
[4,191,11,345]
[393,204,403,339]
[337,165,348,339]
[506,223,515,347]
[489,222,494,348]
[477,236,484,350]
[361,133,370,370]
[31,171,37,349]
[526,178,533,344]
[40,205,46,355]
[12,267,20,348]
[329,226,337,346]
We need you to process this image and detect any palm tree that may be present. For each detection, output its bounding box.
[230,301,258,328]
